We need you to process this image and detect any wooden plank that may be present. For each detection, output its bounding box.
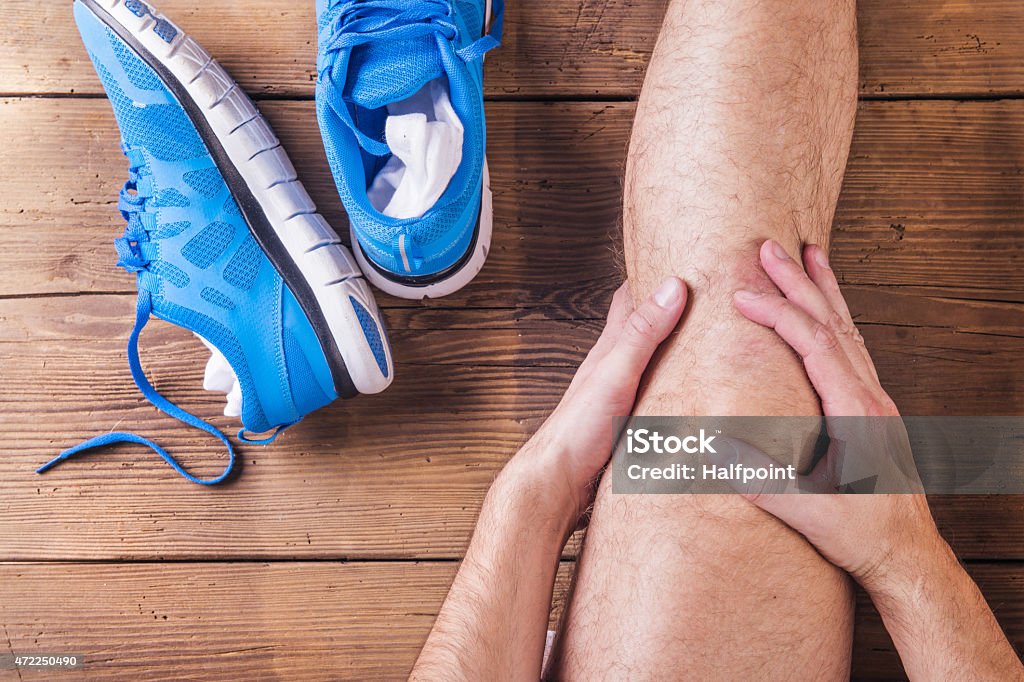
[844,285,1024,336]
[1,295,1020,414]
[858,0,1024,98]
[833,100,1024,293]
[0,0,664,99]
[0,562,1020,680]
[0,562,570,681]
[0,98,629,313]
[862,324,1024,416]
[3,1,1024,98]
[2,98,1024,304]
[0,294,1021,560]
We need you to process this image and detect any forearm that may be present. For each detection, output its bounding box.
[869,533,1024,680]
[411,451,574,681]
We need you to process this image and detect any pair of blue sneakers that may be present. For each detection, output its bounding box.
[40,0,502,483]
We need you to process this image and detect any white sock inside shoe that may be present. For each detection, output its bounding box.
[367,77,464,220]
[196,333,242,418]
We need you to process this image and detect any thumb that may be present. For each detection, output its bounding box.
[709,437,828,528]
[601,277,687,386]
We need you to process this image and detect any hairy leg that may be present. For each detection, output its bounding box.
[549,0,859,678]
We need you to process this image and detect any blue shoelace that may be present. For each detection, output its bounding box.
[37,145,287,484]
[318,0,504,156]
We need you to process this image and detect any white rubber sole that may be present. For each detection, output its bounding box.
[352,162,493,300]
[87,0,393,395]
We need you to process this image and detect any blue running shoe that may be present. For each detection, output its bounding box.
[40,0,394,484]
[315,0,504,299]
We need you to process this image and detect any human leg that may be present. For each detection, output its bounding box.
[549,0,859,678]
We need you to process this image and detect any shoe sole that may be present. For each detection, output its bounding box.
[81,0,393,397]
[350,0,495,301]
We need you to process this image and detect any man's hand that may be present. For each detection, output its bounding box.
[411,277,687,681]
[731,240,1024,680]
[730,239,937,588]
[518,276,688,523]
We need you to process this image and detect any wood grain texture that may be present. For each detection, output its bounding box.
[0,294,1021,560]
[1,0,1023,674]
[0,562,1020,681]
[0,562,570,681]
[0,98,630,311]
[3,98,1024,305]
[3,0,1024,98]
[858,0,1024,98]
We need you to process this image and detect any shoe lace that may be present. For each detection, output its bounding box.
[318,0,504,156]
[112,144,157,274]
[37,144,290,485]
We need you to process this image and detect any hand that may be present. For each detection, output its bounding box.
[413,279,687,682]
[729,240,944,594]
[510,277,688,527]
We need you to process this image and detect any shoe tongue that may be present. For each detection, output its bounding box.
[344,35,446,110]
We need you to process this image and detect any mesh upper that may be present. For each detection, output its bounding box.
[151,188,190,208]
[149,260,189,288]
[222,195,241,218]
[110,32,162,90]
[160,298,271,430]
[283,328,332,415]
[182,221,235,269]
[200,286,236,311]
[78,11,340,431]
[151,219,189,240]
[183,167,226,199]
[345,36,444,109]
[223,235,262,291]
[95,59,204,162]
[455,0,484,37]
[316,0,490,276]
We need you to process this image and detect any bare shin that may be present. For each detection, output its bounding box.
[549,0,859,678]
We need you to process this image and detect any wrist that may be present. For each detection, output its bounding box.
[489,445,581,543]
[861,524,959,610]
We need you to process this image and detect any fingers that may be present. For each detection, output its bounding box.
[705,437,802,495]
[803,245,881,382]
[604,281,636,341]
[601,277,687,387]
[759,240,837,326]
[759,241,871,373]
[739,240,890,412]
[802,244,853,323]
[733,291,874,414]
[734,289,842,362]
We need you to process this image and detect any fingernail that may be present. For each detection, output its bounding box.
[719,439,740,466]
[813,246,831,269]
[734,290,763,302]
[653,277,682,308]
[771,240,791,261]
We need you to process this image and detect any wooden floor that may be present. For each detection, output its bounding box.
[1,1,1023,679]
